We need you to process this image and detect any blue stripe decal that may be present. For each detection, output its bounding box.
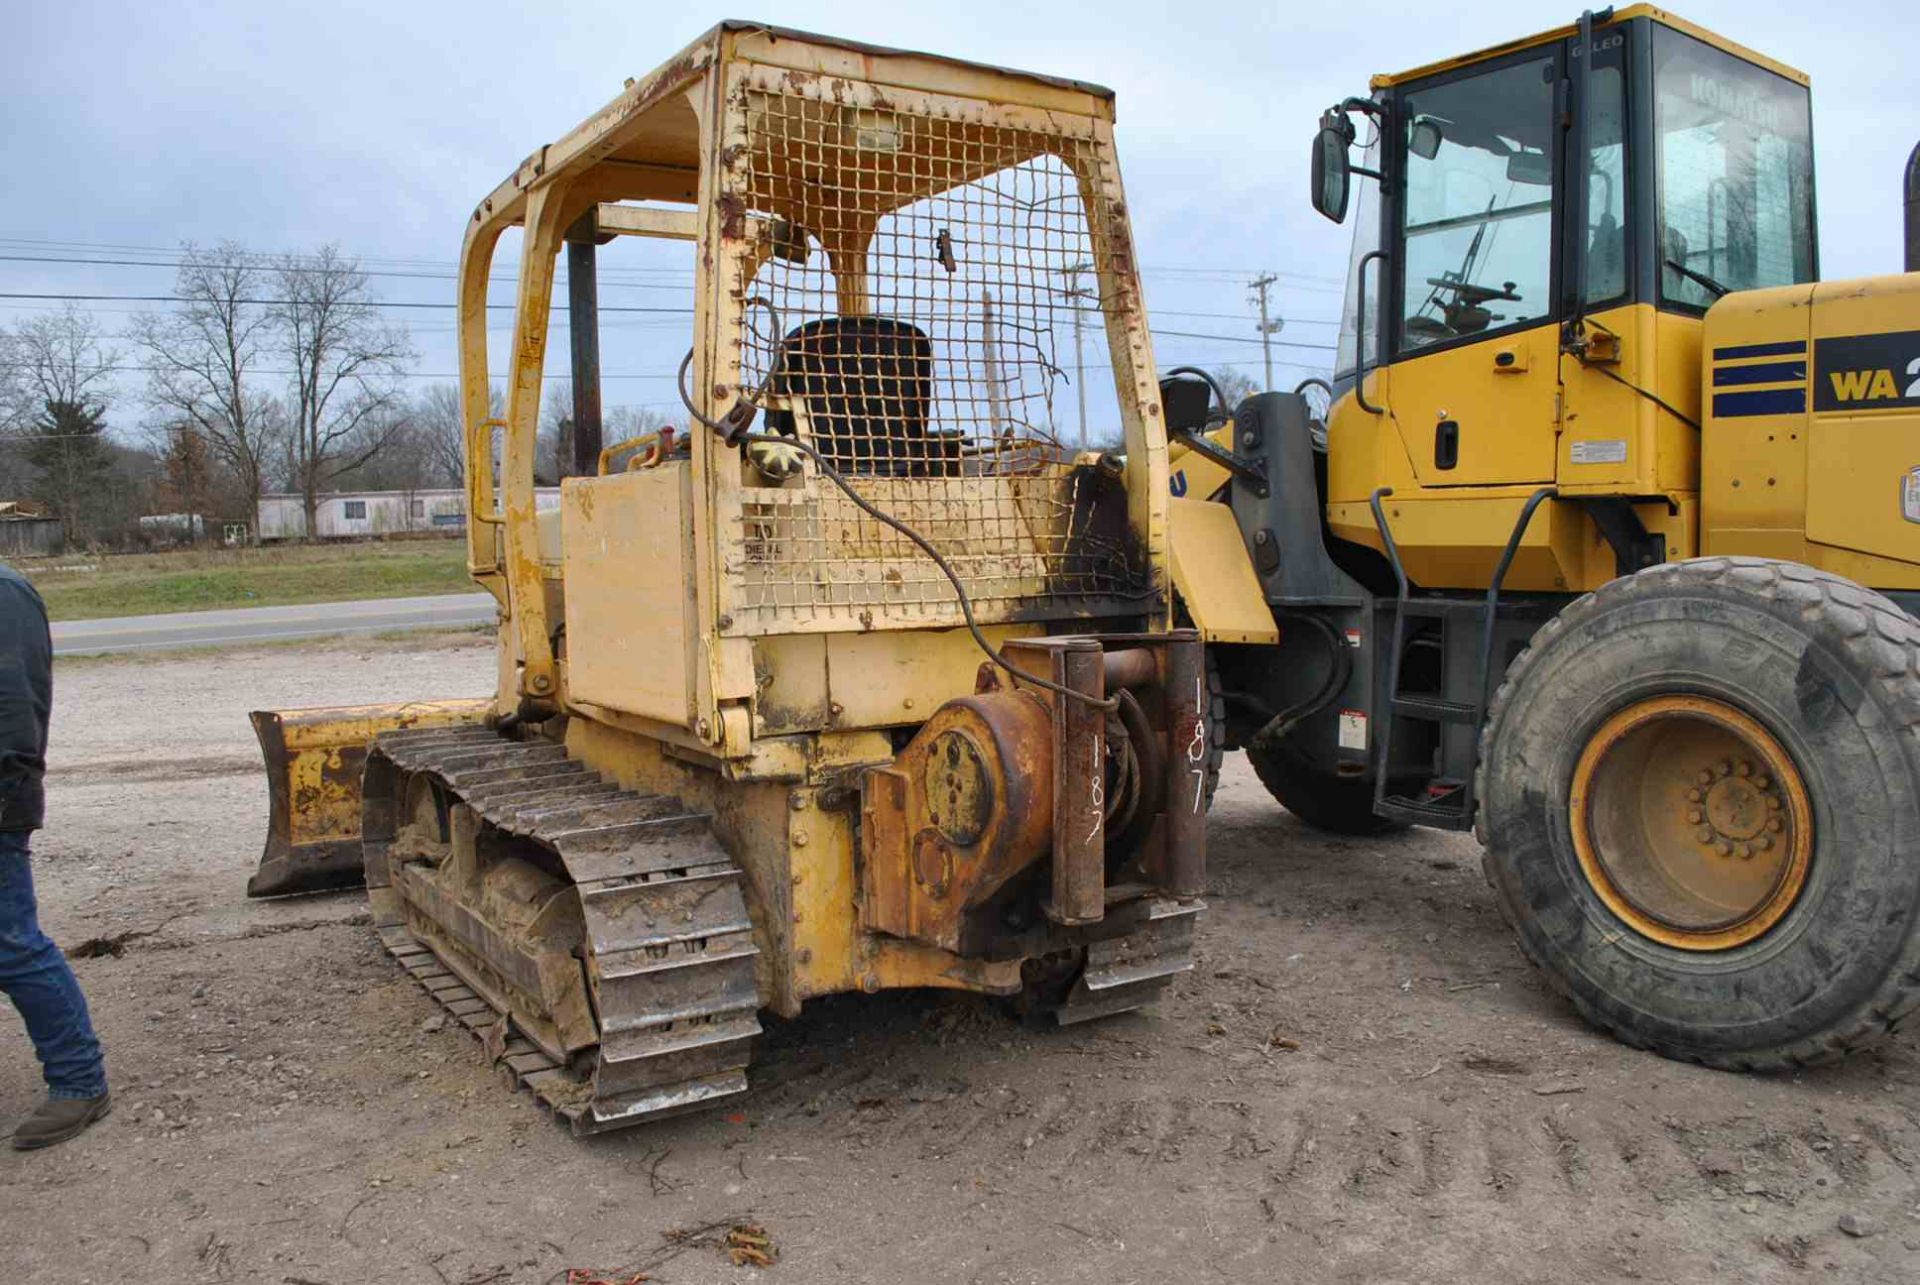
[1713,339,1807,360]
[1713,387,1806,417]
[1712,361,1806,387]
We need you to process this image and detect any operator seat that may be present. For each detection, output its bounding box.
[763,317,958,476]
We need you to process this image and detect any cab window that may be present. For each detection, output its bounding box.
[1582,50,1629,306]
[1395,53,1558,354]
[1654,28,1815,309]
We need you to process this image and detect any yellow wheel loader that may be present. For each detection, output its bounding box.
[248,23,1210,1133]
[1169,6,1920,1069]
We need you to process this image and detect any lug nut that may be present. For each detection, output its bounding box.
[1736,842,1752,859]
[1736,760,1752,777]
[1716,840,1733,856]
[1695,826,1713,843]
[1697,770,1714,786]
[1687,788,1703,803]
[1754,775,1770,790]
[1767,816,1783,833]
[1719,760,1734,777]
[1687,808,1704,824]
[1766,796,1782,812]
[1757,835,1774,851]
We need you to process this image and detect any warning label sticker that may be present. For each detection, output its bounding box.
[1338,709,1368,752]
[1569,439,1628,465]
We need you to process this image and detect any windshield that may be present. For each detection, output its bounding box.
[1395,53,1558,353]
[1654,28,1815,308]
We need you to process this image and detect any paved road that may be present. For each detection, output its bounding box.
[51,592,497,656]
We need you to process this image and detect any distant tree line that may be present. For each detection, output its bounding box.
[0,241,666,550]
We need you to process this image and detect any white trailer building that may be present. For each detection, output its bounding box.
[256,488,562,541]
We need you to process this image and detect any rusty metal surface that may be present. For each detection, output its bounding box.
[1159,632,1208,899]
[1101,647,1159,691]
[999,638,1110,927]
[1053,898,1202,1026]
[861,690,1054,951]
[246,698,494,898]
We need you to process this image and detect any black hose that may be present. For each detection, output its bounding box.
[677,351,1118,712]
[1249,612,1350,749]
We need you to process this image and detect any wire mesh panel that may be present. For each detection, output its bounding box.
[714,67,1155,635]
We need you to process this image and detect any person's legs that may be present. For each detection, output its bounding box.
[0,832,107,1101]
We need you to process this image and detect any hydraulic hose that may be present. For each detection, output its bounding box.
[1249,612,1351,749]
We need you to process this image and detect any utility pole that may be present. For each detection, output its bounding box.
[981,289,1008,439]
[1064,261,1093,450]
[1248,272,1284,391]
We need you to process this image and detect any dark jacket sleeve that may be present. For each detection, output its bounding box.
[0,567,52,832]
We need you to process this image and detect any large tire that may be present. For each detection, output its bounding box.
[1478,557,1920,1069]
[1201,652,1227,810]
[1245,735,1404,836]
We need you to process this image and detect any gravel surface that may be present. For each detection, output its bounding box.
[3,636,1916,1283]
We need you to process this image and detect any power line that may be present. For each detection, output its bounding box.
[0,293,1341,348]
[1152,327,1333,353]
[0,291,695,315]
[0,256,1347,326]
[0,234,1347,288]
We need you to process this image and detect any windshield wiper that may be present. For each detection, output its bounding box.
[1666,257,1730,299]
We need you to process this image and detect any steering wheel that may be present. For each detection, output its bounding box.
[1424,277,1522,305]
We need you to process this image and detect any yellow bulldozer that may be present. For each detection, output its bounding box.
[1170,6,1920,1069]
[248,8,1920,1136]
[249,22,1210,1134]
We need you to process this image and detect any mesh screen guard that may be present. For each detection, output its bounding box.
[710,66,1160,636]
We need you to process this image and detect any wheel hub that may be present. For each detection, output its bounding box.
[1691,760,1784,853]
[1570,695,1813,951]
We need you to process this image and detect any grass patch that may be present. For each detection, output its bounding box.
[53,623,493,667]
[20,541,478,621]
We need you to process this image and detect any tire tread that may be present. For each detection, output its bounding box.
[1475,556,1920,1070]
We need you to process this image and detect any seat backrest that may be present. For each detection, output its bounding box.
[765,317,948,476]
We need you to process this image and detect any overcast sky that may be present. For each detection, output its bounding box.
[7,0,1916,428]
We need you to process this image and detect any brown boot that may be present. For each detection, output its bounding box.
[10,1092,111,1150]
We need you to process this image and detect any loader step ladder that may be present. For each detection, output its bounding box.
[1366,486,1557,831]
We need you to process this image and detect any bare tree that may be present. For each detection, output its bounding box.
[538,379,571,485]
[0,329,31,497]
[605,403,671,439]
[6,305,121,540]
[272,244,413,534]
[9,303,119,411]
[414,381,502,489]
[1210,367,1260,413]
[128,241,284,538]
[0,328,32,434]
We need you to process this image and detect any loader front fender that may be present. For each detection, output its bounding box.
[247,698,495,898]
[1168,496,1279,644]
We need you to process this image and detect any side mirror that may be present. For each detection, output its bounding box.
[1310,126,1352,224]
[1505,150,1552,186]
[1408,117,1443,160]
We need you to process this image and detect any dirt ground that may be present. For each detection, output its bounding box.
[3,636,1917,1284]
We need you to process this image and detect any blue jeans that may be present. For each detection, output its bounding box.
[1,831,106,1099]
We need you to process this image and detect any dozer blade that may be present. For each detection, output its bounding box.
[247,698,495,897]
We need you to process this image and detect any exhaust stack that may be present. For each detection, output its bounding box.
[1907,140,1920,272]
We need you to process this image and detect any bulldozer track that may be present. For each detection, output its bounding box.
[362,726,762,1136]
